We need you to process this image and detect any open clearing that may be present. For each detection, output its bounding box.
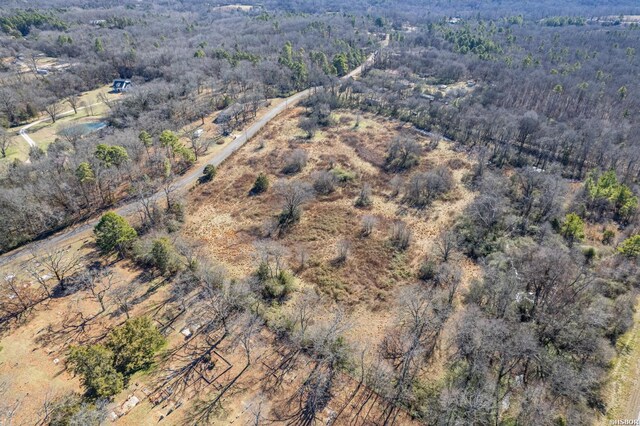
[211,4,254,12]
[185,107,478,307]
[0,84,118,166]
[182,107,479,391]
[0,107,477,424]
[602,299,640,424]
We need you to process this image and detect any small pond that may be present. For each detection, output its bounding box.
[60,121,108,137]
[81,121,108,132]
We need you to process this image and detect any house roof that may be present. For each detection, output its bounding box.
[112,80,131,90]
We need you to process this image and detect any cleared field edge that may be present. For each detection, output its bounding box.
[603,298,640,423]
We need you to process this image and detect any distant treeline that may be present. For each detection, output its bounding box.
[0,10,67,36]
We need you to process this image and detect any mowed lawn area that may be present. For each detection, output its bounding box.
[0,85,118,166]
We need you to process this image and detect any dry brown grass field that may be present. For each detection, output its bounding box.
[0,108,478,425]
[184,107,479,333]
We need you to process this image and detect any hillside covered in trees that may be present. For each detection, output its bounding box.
[1,1,640,425]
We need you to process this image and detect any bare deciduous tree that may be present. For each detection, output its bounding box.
[43,99,63,123]
[296,308,351,420]
[26,53,40,76]
[132,177,159,227]
[404,166,454,208]
[380,287,451,422]
[1,274,33,317]
[66,94,81,114]
[294,246,309,271]
[435,262,462,305]
[0,381,21,426]
[110,284,136,319]
[361,215,377,237]
[162,178,178,211]
[29,246,83,294]
[255,241,287,279]
[435,230,459,262]
[98,92,114,110]
[275,180,313,227]
[80,268,116,314]
[355,182,372,207]
[385,137,421,171]
[282,149,308,174]
[312,170,337,195]
[185,127,211,160]
[232,312,263,364]
[0,127,11,158]
[390,220,411,251]
[58,123,85,149]
[389,175,403,198]
[289,289,322,342]
[334,239,351,264]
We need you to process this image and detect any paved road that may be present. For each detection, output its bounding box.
[0,44,383,268]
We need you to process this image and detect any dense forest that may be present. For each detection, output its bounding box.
[1,1,640,425]
[310,9,640,423]
[3,0,640,18]
[341,19,640,180]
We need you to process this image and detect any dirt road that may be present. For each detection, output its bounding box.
[0,43,384,268]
